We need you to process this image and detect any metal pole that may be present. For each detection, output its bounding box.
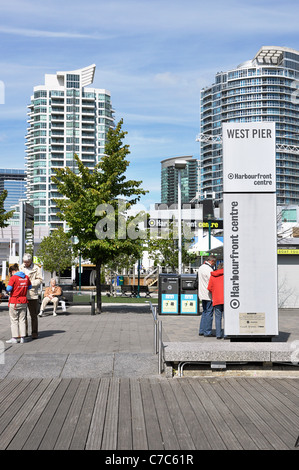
[19,200,25,264]
[137,259,140,298]
[158,320,163,374]
[178,169,182,274]
[79,254,82,293]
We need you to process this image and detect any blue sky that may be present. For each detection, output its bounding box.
[0,0,298,208]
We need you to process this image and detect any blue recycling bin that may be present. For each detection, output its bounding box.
[180,274,198,315]
[158,274,180,314]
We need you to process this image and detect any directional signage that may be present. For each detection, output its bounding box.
[223,122,276,193]
[223,122,278,338]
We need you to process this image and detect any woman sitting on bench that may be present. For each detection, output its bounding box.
[39,278,62,317]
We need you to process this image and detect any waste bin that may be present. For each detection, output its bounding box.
[180,274,198,314]
[117,276,124,286]
[158,274,180,314]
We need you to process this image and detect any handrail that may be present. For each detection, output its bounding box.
[146,301,163,374]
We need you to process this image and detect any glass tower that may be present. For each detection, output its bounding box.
[161,156,199,205]
[25,65,114,230]
[200,46,299,205]
[0,168,26,210]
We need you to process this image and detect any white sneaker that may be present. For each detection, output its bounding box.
[38,311,44,317]
[6,338,19,344]
[53,312,57,316]
[20,337,26,344]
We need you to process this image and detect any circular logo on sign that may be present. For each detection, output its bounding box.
[230,299,240,309]
[228,173,234,179]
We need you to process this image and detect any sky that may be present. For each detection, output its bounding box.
[0,0,298,209]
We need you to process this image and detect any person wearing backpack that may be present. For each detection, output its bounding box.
[6,263,32,344]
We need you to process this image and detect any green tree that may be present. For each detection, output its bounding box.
[36,228,74,279]
[0,190,14,228]
[52,119,147,312]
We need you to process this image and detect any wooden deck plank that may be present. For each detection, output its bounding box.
[39,378,81,450]
[243,378,299,446]
[22,379,71,450]
[0,380,40,437]
[130,379,148,450]
[149,379,180,450]
[188,379,242,450]
[0,378,17,395]
[69,378,100,450]
[0,379,50,450]
[101,378,120,450]
[182,379,226,450]
[117,378,132,450]
[283,378,299,398]
[210,379,259,450]
[0,376,298,451]
[216,379,273,450]
[0,379,29,412]
[160,380,196,450]
[171,380,213,450]
[228,378,289,450]
[261,378,299,410]
[6,379,61,450]
[139,379,164,450]
[85,378,110,450]
[198,379,258,450]
[54,379,91,450]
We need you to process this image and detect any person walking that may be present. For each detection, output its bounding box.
[20,253,43,339]
[39,278,62,316]
[208,263,224,339]
[6,263,32,344]
[198,255,216,337]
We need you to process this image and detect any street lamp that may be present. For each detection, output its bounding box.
[174,160,187,274]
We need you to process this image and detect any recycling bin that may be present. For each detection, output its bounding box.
[180,274,198,314]
[158,274,180,314]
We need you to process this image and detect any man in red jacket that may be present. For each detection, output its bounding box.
[207,263,224,339]
[6,263,32,344]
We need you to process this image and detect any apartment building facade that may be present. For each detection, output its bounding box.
[200,46,299,205]
[25,65,114,230]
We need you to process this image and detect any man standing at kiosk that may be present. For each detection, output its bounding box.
[198,256,216,337]
[20,253,43,339]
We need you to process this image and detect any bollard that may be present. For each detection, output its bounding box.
[91,293,96,315]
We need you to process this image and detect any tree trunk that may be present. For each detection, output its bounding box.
[96,258,102,313]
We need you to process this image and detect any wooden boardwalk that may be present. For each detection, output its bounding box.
[0,376,298,450]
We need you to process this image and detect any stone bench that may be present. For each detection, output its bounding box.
[163,341,296,376]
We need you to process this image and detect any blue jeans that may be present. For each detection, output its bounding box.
[214,304,224,338]
[199,300,213,336]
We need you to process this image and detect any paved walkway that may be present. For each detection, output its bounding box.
[0,303,298,450]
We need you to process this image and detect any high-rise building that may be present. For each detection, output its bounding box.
[161,156,199,205]
[25,65,114,230]
[0,168,26,210]
[200,46,299,205]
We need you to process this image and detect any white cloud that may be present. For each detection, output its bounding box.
[0,26,112,40]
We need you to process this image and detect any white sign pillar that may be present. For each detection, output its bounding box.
[223,122,278,338]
